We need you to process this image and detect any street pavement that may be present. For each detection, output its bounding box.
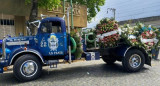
[0,59,160,86]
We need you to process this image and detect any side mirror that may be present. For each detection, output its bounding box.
[26,26,31,36]
[26,21,31,36]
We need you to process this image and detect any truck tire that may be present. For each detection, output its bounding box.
[122,49,145,72]
[102,55,116,65]
[13,54,42,82]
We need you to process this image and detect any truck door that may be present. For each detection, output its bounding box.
[38,21,65,56]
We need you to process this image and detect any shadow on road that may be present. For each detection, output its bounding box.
[0,62,149,85]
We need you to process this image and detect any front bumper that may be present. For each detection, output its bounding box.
[0,59,8,73]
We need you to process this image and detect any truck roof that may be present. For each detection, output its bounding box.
[41,17,65,23]
[38,17,66,33]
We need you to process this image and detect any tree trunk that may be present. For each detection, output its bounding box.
[29,0,38,35]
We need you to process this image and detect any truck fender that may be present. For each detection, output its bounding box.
[114,45,131,57]
[9,49,45,65]
[116,45,151,66]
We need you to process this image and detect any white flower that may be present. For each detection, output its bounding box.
[150,31,153,34]
[146,33,149,36]
[129,31,132,34]
[148,42,154,46]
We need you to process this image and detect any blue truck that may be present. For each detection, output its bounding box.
[0,16,151,81]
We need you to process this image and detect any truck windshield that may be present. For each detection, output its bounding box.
[41,21,61,33]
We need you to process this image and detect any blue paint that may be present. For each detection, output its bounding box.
[115,45,130,57]
[0,60,8,73]
[0,40,2,44]
[0,67,3,73]
[0,17,69,71]
[82,39,86,52]
[0,48,11,54]
[85,52,100,61]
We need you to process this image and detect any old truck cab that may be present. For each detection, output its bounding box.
[0,17,69,81]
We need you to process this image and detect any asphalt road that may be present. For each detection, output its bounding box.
[0,59,160,86]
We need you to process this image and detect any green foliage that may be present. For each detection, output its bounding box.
[38,0,61,9]
[25,0,61,9]
[66,0,105,22]
[26,0,105,22]
[70,29,83,59]
[25,0,31,4]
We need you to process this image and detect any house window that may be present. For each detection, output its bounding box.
[0,19,14,25]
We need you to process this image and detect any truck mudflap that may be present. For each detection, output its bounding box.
[0,60,8,73]
[146,56,151,66]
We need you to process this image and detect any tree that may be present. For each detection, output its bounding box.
[67,0,105,22]
[26,0,105,23]
[25,0,61,34]
[25,0,61,22]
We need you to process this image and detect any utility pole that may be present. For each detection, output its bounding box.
[107,8,116,20]
[70,0,73,29]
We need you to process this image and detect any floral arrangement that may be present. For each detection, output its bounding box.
[121,23,160,52]
[84,17,160,56]
[141,30,156,39]
[96,18,120,48]
[120,24,140,46]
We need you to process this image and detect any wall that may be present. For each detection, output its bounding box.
[38,2,87,28]
[0,1,87,37]
[0,14,15,39]
[15,16,26,36]
[0,0,31,16]
[0,1,87,27]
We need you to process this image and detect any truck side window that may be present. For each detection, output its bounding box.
[51,21,61,33]
[51,26,61,33]
[41,23,50,33]
[41,26,47,33]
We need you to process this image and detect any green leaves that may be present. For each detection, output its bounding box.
[26,0,105,22]
[38,0,61,9]
[86,0,105,22]
[25,0,31,5]
[66,0,105,22]
[25,0,61,9]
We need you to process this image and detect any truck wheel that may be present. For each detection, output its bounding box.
[122,49,145,72]
[102,55,116,65]
[13,54,42,82]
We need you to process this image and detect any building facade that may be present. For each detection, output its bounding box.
[0,0,87,39]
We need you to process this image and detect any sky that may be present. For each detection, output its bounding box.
[87,0,160,28]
